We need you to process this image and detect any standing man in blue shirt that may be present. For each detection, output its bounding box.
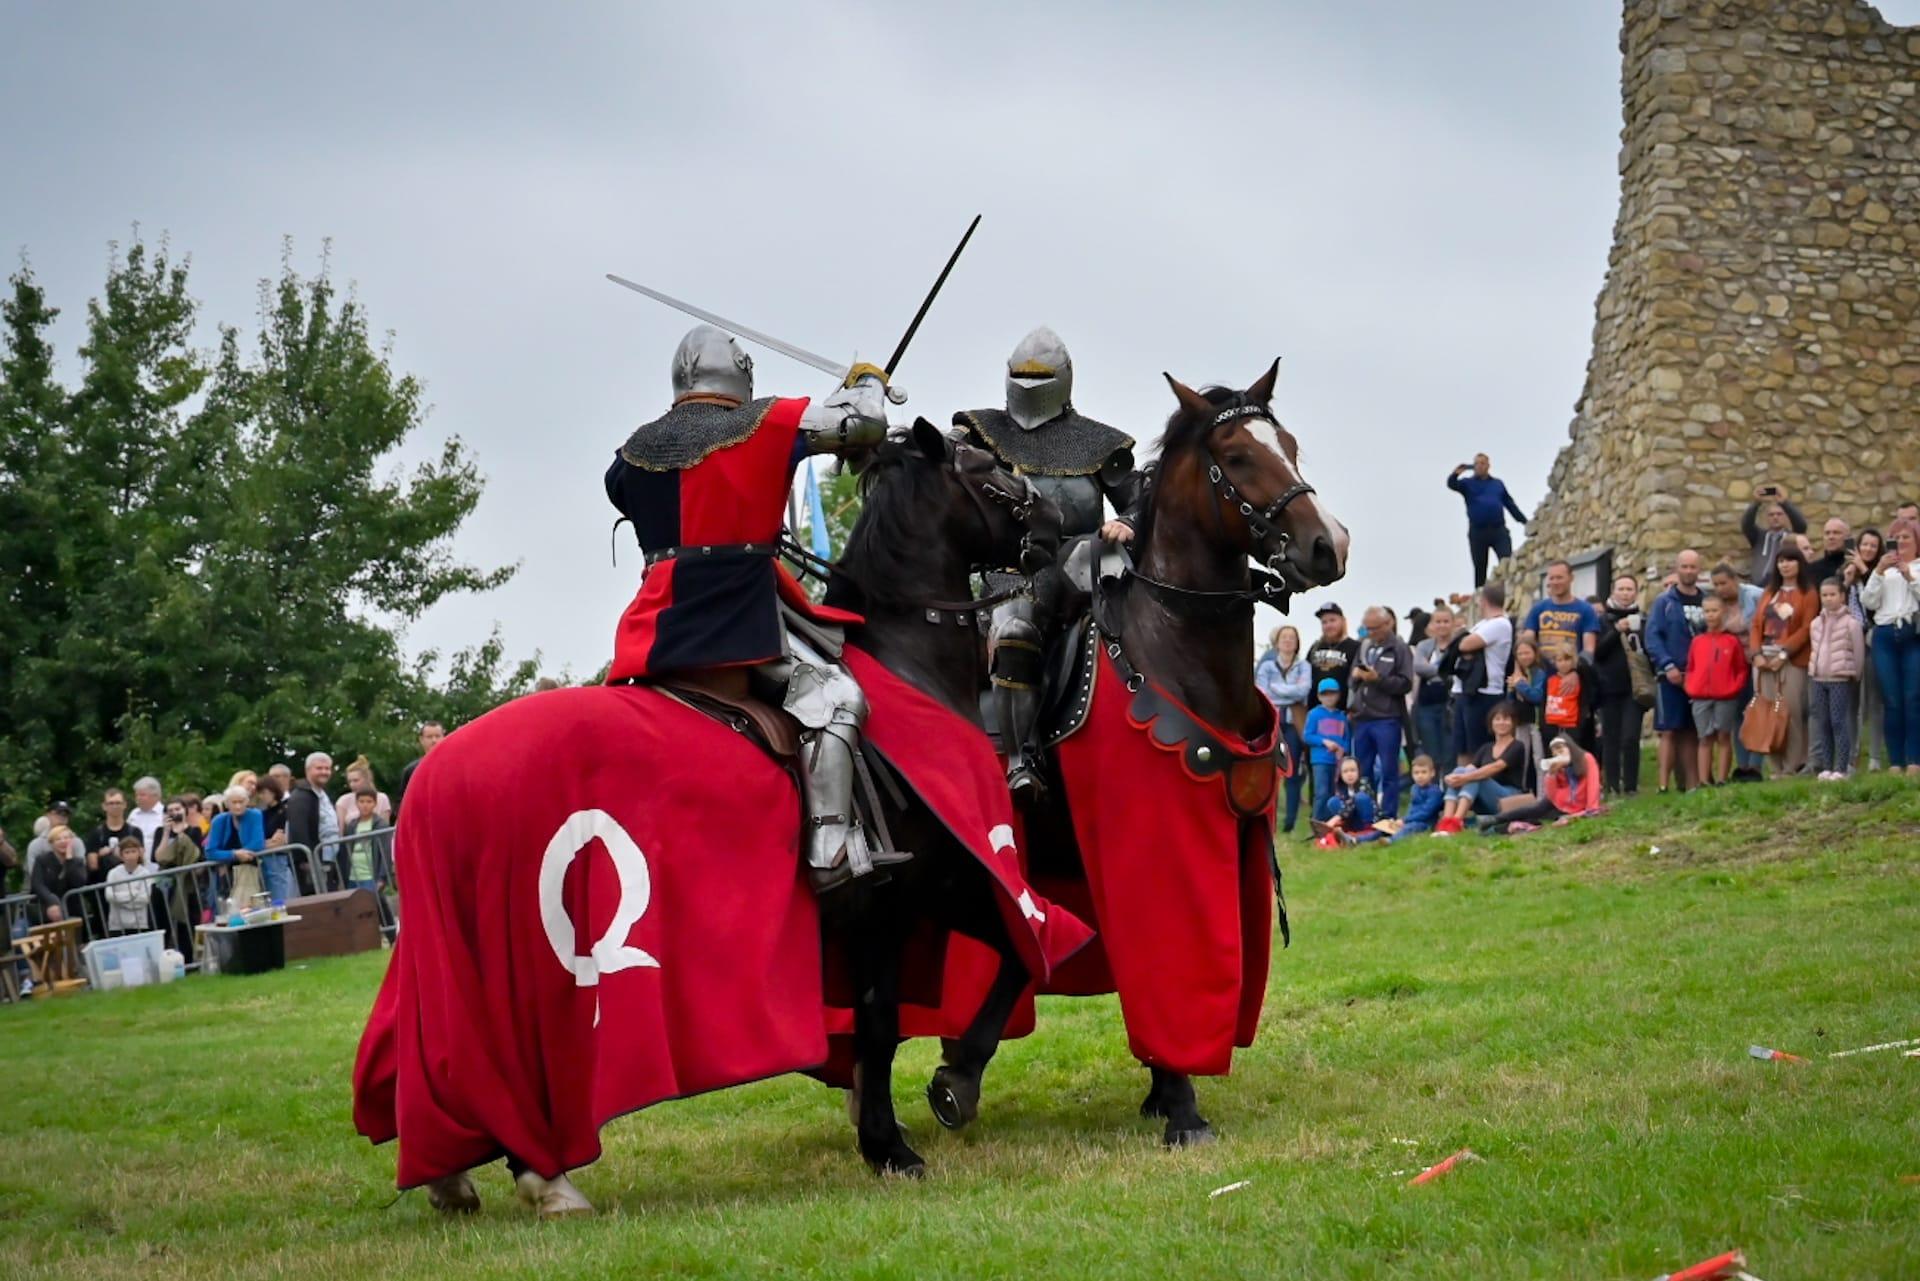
[1448,453,1529,587]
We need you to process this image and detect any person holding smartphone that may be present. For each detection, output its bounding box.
[1446,454,1529,588]
[1741,482,1807,585]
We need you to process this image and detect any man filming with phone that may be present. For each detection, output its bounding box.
[1447,454,1529,588]
[1742,482,1807,584]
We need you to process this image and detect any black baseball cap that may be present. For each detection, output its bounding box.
[47,800,72,815]
[1313,602,1344,618]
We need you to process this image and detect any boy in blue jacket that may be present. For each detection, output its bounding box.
[1393,755,1445,841]
[1304,678,1351,821]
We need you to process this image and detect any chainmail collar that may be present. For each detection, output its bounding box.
[956,407,1133,477]
[620,397,778,471]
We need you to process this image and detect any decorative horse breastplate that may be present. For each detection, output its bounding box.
[1044,616,1281,821]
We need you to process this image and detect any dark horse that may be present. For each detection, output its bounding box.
[410,419,1060,1214]
[928,359,1349,1147]
[817,419,1063,1176]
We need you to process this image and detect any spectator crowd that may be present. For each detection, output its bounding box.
[1255,474,1920,843]
[2,723,446,989]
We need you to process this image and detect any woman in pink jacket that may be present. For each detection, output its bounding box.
[1809,576,1867,779]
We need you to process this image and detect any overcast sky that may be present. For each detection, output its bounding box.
[4,2,1727,673]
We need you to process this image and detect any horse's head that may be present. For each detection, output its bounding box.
[831,419,1062,615]
[1154,360,1349,590]
[909,417,1063,576]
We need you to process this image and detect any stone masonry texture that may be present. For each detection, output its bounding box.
[1512,0,1920,595]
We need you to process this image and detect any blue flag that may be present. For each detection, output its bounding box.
[805,460,833,560]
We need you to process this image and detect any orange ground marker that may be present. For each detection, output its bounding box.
[1656,1249,1747,1281]
[1405,1148,1474,1186]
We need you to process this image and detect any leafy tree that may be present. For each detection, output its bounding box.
[0,239,531,854]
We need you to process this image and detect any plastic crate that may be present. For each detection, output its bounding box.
[81,930,168,991]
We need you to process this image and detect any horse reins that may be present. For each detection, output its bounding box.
[1123,399,1312,614]
[777,447,1047,625]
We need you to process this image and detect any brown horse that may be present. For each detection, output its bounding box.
[931,359,1349,1146]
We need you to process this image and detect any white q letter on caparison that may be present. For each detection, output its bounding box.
[538,808,661,986]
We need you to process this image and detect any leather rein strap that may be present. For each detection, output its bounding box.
[1120,398,1310,616]
[776,452,1045,623]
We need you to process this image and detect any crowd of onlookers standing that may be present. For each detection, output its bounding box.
[1255,477,1920,842]
[1,724,445,972]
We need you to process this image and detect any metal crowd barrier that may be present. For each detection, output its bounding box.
[40,827,405,985]
[2,892,33,938]
[54,843,321,972]
[59,860,225,972]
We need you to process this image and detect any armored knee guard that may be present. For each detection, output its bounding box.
[990,603,1046,798]
[780,636,909,891]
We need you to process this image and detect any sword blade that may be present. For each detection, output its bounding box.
[883,213,981,377]
[605,274,850,382]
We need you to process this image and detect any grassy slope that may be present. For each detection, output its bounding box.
[3,776,1917,1280]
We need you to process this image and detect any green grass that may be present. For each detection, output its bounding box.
[5,776,1919,1279]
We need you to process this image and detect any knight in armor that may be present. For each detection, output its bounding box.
[955,327,1141,797]
[605,324,906,891]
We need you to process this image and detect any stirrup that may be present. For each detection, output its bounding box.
[809,848,913,893]
[1006,761,1046,801]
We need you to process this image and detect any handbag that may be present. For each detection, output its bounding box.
[1625,633,1658,709]
[225,861,266,910]
[1738,669,1788,755]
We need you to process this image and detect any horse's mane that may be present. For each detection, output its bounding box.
[822,442,948,614]
[1130,386,1239,553]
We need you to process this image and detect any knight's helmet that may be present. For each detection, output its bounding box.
[1005,326,1073,430]
[670,324,754,403]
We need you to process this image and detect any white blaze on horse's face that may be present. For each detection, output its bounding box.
[1241,415,1288,468]
[1231,411,1350,584]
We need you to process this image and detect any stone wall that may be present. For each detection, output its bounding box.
[1512,0,1920,598]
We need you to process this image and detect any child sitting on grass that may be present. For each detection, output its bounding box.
[1480,734,1603,834]
[1312,755,1382,845]
[1684,594,1748,786]
[1392,755,1444,842]
[1809,575,1865,780]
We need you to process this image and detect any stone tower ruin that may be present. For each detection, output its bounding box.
[1513,0,1920,597]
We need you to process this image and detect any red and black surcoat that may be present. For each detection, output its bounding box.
[605,396,858,682]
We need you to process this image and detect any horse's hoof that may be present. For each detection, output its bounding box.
[861,1135,927,1179]
[425,1171,480,1215]
[513,1169,595,1219]
[927,1067,980,1131]
[1164,1121,1216,1149]
[873,1151,928,1179]
[1139,1091,1170,1121]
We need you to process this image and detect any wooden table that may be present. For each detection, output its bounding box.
[20,920,89,996]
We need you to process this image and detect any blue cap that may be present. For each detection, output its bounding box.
[1316,678,1341,693]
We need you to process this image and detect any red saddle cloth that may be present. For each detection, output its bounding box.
[353,652,1090,1187]
[1042,648,1279,1077]
[352,684,825,1187]
[820,648,1094,1058]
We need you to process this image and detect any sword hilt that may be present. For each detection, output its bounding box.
[842,361,907,405]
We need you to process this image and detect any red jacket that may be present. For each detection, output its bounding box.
[1683,631,1748,700]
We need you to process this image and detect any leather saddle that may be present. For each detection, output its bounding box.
[657,670,801,761]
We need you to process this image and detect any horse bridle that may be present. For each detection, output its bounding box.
[1199,401,1317,571]
[1122,399,1313,614]
[781,438,1051,624]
